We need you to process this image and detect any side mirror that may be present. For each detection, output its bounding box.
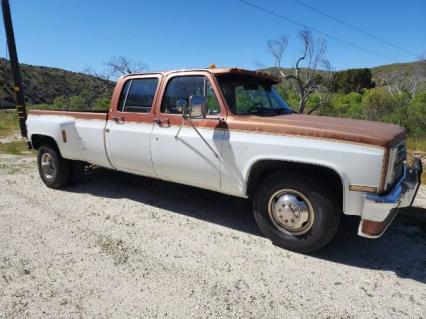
[184,95,207,120]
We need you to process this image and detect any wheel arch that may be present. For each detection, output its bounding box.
[246,159,345,210]
[31,134,61,154]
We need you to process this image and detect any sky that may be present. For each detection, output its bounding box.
[1,0,425,74]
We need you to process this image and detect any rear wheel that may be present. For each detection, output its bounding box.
[37,145,71,189]
[253,172,340,253]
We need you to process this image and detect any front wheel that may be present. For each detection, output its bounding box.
[253,172,340,253]
[37,145,71,189]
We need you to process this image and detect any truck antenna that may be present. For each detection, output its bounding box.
[1,0,27,137]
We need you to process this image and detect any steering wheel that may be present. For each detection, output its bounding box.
[247,103,264,112]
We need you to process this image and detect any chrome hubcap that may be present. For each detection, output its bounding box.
[268,189,314,235]
[40,153,56,181]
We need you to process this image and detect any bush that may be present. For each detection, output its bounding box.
[93,97,110,111]
[361,88,398,121]
[396,92,426,137]
[329,68,375,93]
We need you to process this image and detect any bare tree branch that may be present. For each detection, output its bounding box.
[105,55,148,77]
[84,67,111,83]
[265,30,330,114]
[85,55,148,83]
[253,60,269,73]
[267,36,288,78]
[374,54,426,100]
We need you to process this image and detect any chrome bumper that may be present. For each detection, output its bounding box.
[358,158,422,238]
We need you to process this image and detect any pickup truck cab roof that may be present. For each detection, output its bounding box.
[120,67,282,83]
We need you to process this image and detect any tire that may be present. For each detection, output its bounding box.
[37,145,71,189]
[253,172,340,253]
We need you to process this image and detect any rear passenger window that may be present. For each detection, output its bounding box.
[119,78,158,113]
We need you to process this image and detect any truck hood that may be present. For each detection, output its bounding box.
[226,114,405,148]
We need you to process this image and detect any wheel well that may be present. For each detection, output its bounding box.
[31,134,59,152]
[247,160,344,209]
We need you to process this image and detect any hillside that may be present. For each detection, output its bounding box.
[0,58,423,109]
[0,58,114,108]
[370,60,424,77]
[370,60,425,87]
[263,60,425,87]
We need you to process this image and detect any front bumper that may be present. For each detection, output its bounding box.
[358,158,422,238]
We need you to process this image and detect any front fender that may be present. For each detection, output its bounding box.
[220,131,385,216]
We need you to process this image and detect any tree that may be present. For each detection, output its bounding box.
[105,55,148,78]
[267,30,332,114]
[85,55,148,82]
[329,68,375,94]
[375,57,426,99]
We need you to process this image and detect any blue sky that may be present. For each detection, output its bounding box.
[1,0,425,73]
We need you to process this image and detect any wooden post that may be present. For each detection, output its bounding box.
[2,0,27,137]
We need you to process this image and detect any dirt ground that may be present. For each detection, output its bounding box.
[0,154,425,318]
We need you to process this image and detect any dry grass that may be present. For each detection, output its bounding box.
[0,110,19,137]
[0,140,32,156]
[407,138,426,153]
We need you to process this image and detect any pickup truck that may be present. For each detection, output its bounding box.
[26,67,422,253]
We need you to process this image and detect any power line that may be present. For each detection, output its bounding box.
[237,0,399,63]
[291,0,419,58]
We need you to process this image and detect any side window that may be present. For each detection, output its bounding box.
[161,76,220,115]
[119,78,158,113]
[118,80,131,111]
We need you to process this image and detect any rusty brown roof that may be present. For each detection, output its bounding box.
[122,67,282,83]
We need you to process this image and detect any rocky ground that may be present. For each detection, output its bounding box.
[0,154,425,318]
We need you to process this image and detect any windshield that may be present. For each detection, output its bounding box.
[217,75,293,115]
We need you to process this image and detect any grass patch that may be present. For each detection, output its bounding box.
[0,140,33,155]
[407,137,426,153]
[0,110,19,137]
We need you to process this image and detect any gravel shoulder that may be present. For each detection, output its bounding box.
[0,154,425,318]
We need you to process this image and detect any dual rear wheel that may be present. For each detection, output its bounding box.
[37,145,85,189]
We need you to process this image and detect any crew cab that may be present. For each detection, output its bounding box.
[26,67,422,252]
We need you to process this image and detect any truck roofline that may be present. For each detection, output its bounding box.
[121,67,282,83]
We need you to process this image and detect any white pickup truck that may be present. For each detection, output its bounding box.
[26,68,422,252]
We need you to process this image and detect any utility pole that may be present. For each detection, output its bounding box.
[1,0,27,137]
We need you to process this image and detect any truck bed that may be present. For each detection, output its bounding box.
[27,109,111,168]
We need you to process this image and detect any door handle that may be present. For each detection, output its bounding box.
[112,116,125,124]
[154,118,170,127]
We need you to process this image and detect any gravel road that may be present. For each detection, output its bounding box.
[0,154,425,318]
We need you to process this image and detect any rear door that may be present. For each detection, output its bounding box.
[106,75,160,176]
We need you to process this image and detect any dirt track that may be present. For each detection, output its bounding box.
[0,154,425,318]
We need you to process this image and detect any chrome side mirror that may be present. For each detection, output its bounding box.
[183,95,207,120]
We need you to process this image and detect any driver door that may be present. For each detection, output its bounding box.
[151,72,226,191]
